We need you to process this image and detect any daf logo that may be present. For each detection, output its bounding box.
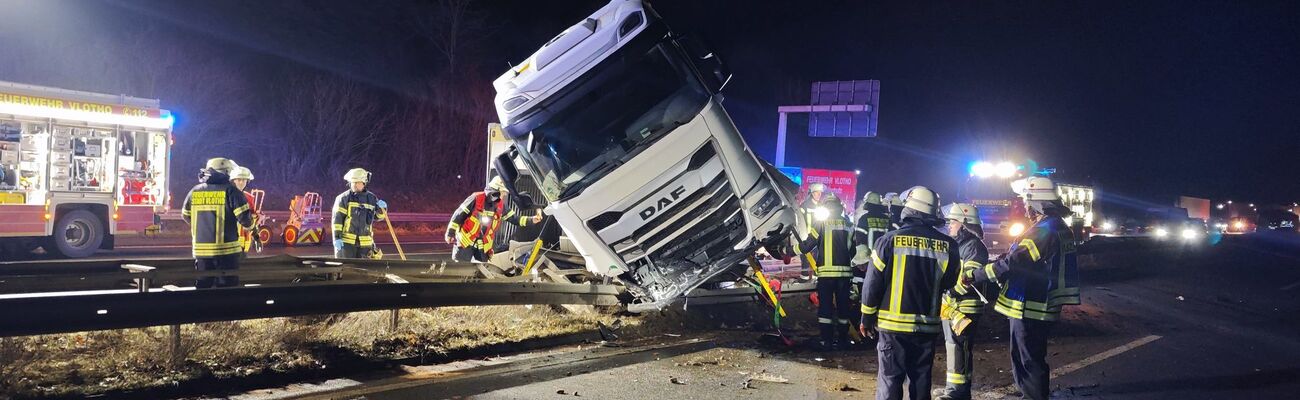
[640,186,688,221]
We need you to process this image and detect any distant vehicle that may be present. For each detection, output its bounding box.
[0,80,173,258]
[1144,207,1205,242]
[489,0,799,310]
[1257,209,1298,232]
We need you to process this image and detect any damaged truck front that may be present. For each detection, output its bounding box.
[490,0,800,311]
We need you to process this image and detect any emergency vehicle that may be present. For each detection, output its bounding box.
[0,81,172,258]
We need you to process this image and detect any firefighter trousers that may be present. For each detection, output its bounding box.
[451,245,488,263]
[816,277,854,345]
[1009,318,1054,400]
[876,332,937,400]
[942,317,981,397]
[335,243,374,259]
[195,253,240,289]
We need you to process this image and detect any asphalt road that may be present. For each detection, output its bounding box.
[251,233,1300,400]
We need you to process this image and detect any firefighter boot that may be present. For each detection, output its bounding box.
[817,323,835,351]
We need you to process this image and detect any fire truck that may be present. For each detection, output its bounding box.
[0,81,173,258]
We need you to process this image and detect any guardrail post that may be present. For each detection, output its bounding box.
[169,324,182,368]
[389,309,400,332]
[122,263,156,293]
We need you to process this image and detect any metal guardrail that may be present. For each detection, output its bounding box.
[160,211,450,223]
[0,255,819,338]
[0,281,622,337]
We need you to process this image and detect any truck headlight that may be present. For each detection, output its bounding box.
[1008,222,1026,237]
[750,190,781,218]
[1181,228,1198,240]
[1154,227,1169,238]
[1101,221,1115,232]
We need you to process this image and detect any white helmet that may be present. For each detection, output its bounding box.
[900,186,940,217]
[230,167,254,181]
[943,203,981,225]
[487,176,510,193]
[1011,177,1059,201]
[861,191,883,206]
[205,158,239,174]
[808,183,826,193]
[344,168,371,183]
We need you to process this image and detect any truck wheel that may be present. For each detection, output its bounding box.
[47,209,104,258]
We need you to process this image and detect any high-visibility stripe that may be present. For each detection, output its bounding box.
[232,204,249,217]
[879,310,941,325]
[872,253,886,272]
[947,373,968,384]
[890,253,906,313]
[1020,238,1041,261]
[837,318,851,324]
[877,319,941,334]
[817,317,833,324]
[984,263,999,282]
[861,304,878,314]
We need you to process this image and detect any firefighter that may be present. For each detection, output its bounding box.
[796,193,855,350]
[962,177,1079,400]
[181,158,253,288]
[230,167,259,253]
[936,203,990,400]
[883,192,904,230]
[860,186,961,400]
[332,168,387,259]
[851,191,890,302]
[445,176,542,263]
[801,183,829,231]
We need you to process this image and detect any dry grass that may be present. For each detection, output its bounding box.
[0,306,626,399]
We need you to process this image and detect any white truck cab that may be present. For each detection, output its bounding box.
[491,0,799,309]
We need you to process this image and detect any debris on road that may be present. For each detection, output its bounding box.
[670,377,687,385]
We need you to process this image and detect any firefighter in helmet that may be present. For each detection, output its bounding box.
[182,158,253,288]
[796,192,856,350]
[332,168,387,259]
[230,166,260,253]
[860,186,961,400]
[936,202,990,400]
[445,176,542,263]
[961,177,1080,400]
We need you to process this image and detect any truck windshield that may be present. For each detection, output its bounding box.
[506,39,710,200]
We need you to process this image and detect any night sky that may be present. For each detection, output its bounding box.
[6,0,1299,209]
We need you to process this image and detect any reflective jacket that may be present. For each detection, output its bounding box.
[332,190,382,247]
[972,216,1080,321]
[181,171,252,258]
[948,229,990,314]
[448,192,530,254]
[861,220,961,334]
[855,204,890,251]
[798,209,853,278]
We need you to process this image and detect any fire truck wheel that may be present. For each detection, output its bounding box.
[47,209,105,258]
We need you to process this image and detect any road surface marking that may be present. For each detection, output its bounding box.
[1051,334,1162,379]
[1280,280,1300,291]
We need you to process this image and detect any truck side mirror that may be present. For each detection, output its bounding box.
[493,148,520,194]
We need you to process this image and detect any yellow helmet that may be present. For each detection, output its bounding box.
[230,167,254,181]
[487,176,509,193]
[344,168,371,183]
[205,158,239,174]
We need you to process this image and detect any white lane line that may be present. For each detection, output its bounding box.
[1051,335,1162,379]
[976,334,1165,399]
[1280,280,1300,291]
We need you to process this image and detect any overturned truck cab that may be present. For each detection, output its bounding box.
[490,0,799,311]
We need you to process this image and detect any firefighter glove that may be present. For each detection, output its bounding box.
[333,239,344,253]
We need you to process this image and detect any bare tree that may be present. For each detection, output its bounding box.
[273,73,393,184]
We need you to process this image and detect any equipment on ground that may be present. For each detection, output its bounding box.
[283,192,325,247]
